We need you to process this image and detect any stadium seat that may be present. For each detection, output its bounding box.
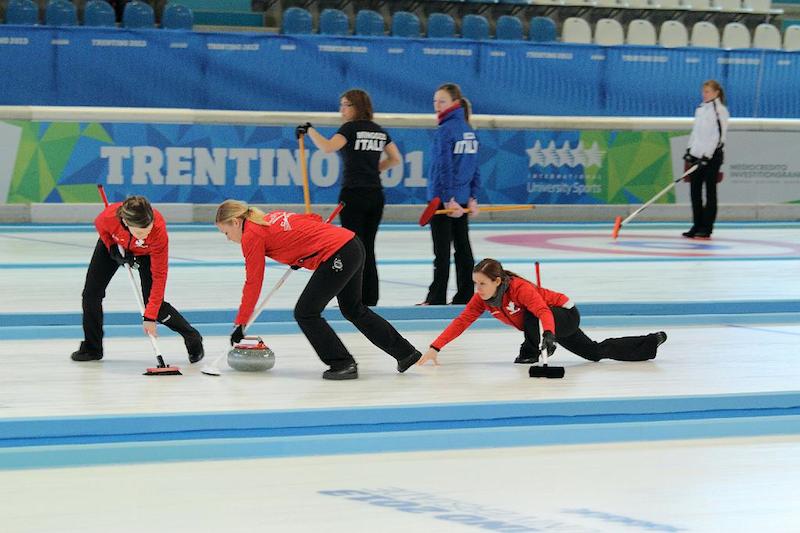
[659,20,688,48]
[281,7,312,35]
[627,19,657,46]
[722,22,751,48]
[320,8,348,36]
[391,11,420,38]
[594,18,624,46]
[561,17,590,44]
[162,4,193,30]
[752,23,780,49]
[355,9,384,36]
[123,0,155,28]
[530,16,558,43]
[627,0,652,7]
[427,13,455,39]
[495,15,523,41]
[657,0,684,8]
[83,0,115,27]
[462,14,489,41]
[5,0,39,25]
[690,21,720,47]
[784,25,800,51]
[45,0,77,26]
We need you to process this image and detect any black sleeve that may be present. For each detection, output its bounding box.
[336,122,355,145]
[380,125,392,146]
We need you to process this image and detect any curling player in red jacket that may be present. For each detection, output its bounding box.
[417,258,667,367]
[71,196,204,363]
[215,199,422,380]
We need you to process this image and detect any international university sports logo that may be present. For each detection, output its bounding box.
[526,140,605,168]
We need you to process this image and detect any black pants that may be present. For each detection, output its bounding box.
[521,307,660,362]
[81,239,200,354]
[425,207,474,305]
[294,237,416,369]
[338,187,384,306]
[690,156,722,235]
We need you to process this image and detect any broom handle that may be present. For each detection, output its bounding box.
[298,135,312,215]
[97,185,166,365]
[619,164,697,228]
[434,205,534,215]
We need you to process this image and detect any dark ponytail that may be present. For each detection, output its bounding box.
[473,258,529,285]
[117,196,154,228]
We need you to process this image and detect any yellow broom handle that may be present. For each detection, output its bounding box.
[298,135,312,214]
[434,205,534,214]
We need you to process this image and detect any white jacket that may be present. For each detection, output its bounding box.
[687,98,729,159]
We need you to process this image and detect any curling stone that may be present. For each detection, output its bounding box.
[227,336,275,372]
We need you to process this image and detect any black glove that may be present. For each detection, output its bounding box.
[683,150,698,165]
[230,324,245,346]
[699,156,710,167]
[295,122,312,139]
[541,331,557,357]
[109,245,135,267]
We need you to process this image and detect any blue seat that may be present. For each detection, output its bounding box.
[83,0,115,27]
[496,15,523,40]
[461,14,488,41]
[530,16,557,43]
[391,11,420,38]
[123,0,155,28]
[355,9,383,36]
[319,8,348,36]
[281,7,312,35]
[45,0,77,26]
[5,0,39,25]
[162,3,193,30]
[427,13,455,39]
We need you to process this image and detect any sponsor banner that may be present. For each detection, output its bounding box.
[669,132,800,204]
[0,120,678,205]
[4,120,799,205]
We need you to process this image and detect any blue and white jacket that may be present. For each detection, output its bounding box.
[427,104,481,204]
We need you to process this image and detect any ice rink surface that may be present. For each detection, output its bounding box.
[1,220,798,532]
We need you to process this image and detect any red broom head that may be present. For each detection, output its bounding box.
[418,198,442,227]
[612,216,623,240]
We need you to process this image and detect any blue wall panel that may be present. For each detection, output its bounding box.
[0,26,797,117]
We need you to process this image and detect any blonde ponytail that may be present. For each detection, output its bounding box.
[215,199,269,226]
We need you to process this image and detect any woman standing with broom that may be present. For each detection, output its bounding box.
[419,83,481,306]
[297,89,402,306]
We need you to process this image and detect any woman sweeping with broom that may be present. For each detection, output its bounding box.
[215,200,421,380]
[71,196,204,363]
[417,258,667,367]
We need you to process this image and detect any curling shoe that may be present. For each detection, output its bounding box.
[323,362,358,380]
[397,349,422,373]
[71,342,102,361]
[514,352,540,364]
[655,331,668,347]
[185,334,205,364]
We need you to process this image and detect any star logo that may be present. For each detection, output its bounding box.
[526,141,605,168]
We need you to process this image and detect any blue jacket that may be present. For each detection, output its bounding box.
[427,105,481,204]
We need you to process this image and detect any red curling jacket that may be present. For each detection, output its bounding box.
[236,211,354,325]
[431,276,570,350]
[95,203,168,321]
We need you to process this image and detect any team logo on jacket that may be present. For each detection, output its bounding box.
[266,212,293,231]
[454,132,478,154]
[134,238,147,248]
[332,257,343,272]
[506,301,520,315]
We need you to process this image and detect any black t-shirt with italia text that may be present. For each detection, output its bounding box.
[336,120,393,189]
